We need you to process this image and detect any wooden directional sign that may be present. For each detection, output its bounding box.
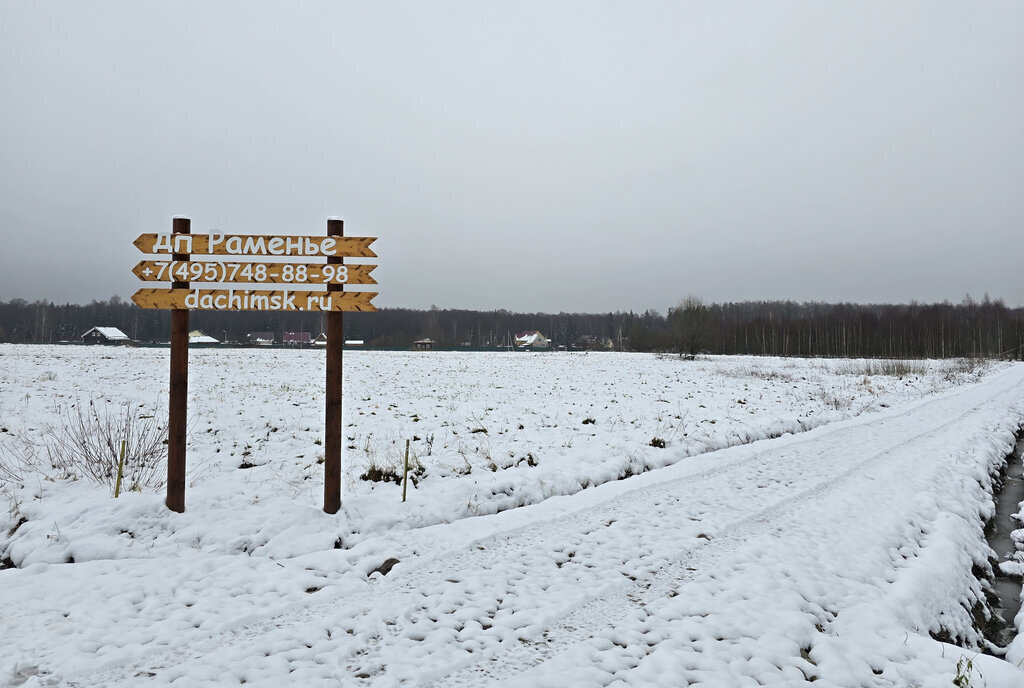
[132,260,377,285]
[138,218,377,515]
[131,288,378,312]
[133,233,376,258]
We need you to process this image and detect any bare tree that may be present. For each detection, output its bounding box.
[669,296,715,358]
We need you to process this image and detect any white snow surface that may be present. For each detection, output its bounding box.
[2,346,1024,687]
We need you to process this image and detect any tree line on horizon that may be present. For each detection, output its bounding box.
[0,295,1021,360]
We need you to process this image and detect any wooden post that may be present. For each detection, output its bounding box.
[114,440,126,498]
[324,219,344,513]
[167,217,190,513]
[402,439,410,502]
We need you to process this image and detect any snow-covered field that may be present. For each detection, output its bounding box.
[2,346,1024,686]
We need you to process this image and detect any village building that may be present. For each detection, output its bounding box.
[515,331,551,349]
[81,327,130,345]
[283,332,311,346]
[188,331,220,346]
[313,333,328,347]
[414,338,436,350]
[247,331,275,346]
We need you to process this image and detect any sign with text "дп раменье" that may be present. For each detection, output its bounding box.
[132,233,377,257]
[130,231,378,312]
[135,218,373,516]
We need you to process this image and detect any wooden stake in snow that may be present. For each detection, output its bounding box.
[402,439,410,503]
[167,217,190,513]
[323,219,344,514]
[114,440,126,498]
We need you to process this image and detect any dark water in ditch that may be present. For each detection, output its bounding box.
[987,433,1024,647]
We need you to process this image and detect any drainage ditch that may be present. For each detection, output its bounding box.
[984,430,1024,649]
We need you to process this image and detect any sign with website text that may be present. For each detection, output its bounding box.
[131,230,378,313]
[135,217,370,516]
[131,288,377,312]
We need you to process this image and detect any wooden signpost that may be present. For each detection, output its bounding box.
[131,218,378,514]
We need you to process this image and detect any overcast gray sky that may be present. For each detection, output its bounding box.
[2,2,1022,313]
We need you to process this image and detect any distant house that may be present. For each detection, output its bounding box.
[414,338,436,350]
[189,330,219,346]
[283,332,311,346]
[313,333,328,347]
[344,340,364,347]
[515,331,550,349]
[81,327,130,345]
[248,331,275,346]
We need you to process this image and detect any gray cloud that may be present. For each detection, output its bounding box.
[2,2,1022,312]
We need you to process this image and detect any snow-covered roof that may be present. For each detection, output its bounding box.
[189,334,220,344]
[515,332,548,347]
[82,327,129,341]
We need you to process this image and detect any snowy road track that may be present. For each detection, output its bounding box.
[42,365,1024,687]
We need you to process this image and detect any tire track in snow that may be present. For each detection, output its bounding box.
[425,392,995,686]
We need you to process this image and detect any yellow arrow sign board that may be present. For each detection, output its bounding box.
[133,233,377,258]
[131,288,377,312]
[132,260,377,285]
